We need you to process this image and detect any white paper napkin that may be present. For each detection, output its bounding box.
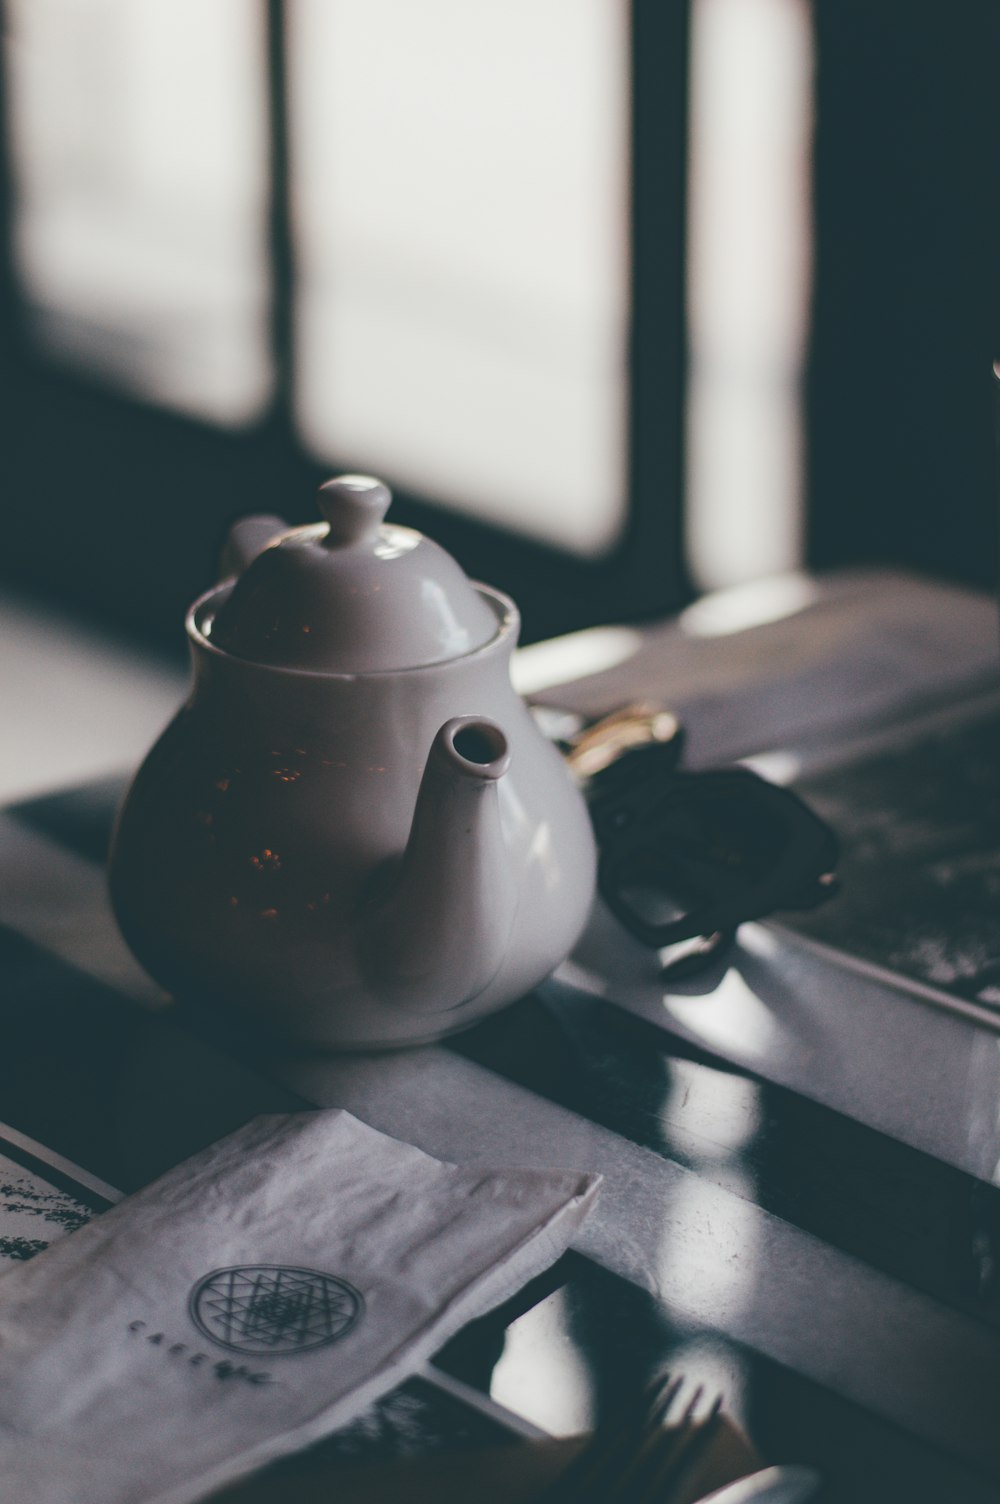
[0,1109,599,1504]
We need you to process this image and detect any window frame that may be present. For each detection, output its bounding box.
[0,0,693,652]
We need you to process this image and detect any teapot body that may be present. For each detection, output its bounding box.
[109,582,596,1048]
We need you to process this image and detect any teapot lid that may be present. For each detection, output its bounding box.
[209,475,500,673]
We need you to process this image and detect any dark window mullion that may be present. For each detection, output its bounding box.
[626,0,693,616]
[263,0,297,449]
[0,1,30,380]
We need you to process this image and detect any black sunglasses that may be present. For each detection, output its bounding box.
[559,706,839,980]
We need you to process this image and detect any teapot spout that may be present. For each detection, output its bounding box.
[360,717,517,1014]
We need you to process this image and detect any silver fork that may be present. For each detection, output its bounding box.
[542,1371,724,1504]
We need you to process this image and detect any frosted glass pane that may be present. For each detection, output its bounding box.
[291,0,628,557]
[5,0,271,425]
[685,0,812,589]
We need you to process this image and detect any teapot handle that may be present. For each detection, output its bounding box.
[219,515,288,581]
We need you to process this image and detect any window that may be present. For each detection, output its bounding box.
[1,0,688,646]
[686,0,811,591]
[291,0,630,559]
[6,0,270,424]
[5,2,989,650]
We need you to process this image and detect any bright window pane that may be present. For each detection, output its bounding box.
[5,0,271,425]
[685,0,813,589]
[291,0,628,557]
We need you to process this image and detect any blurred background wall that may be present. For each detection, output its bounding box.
[0,0,997,656]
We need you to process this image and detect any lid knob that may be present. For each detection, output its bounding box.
[318,474,392,547]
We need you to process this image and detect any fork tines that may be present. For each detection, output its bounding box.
[541,1371,725,1504]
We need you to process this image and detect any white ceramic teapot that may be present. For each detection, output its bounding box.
[109,476,597,1048]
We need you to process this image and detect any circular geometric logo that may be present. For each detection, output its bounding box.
[189,1265,363,1356]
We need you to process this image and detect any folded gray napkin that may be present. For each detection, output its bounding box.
[0,1110,599,1504]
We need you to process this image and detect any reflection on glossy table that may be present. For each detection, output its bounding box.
[3,569,1000,1503]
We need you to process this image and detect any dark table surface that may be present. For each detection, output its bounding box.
[4,760,1000,1504]
[5,570,1000,1502]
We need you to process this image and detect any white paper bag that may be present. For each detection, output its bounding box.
[0,1110,599,1504]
